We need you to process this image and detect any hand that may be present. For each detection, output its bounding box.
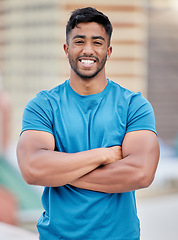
[102,146,122,165]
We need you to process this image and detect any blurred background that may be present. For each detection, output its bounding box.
[0,0,178,239]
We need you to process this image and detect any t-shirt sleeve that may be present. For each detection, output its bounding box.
[21,91,53,135]
[126,92,157,135]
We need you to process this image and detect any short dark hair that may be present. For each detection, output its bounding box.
[66,7,113,46]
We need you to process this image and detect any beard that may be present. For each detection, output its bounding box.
[68,53,107,80]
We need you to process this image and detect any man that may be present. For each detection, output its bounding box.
[17,7,160,240]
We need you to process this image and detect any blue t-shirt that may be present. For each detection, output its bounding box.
[21,79,156,240]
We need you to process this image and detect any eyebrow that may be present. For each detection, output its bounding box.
[92,36,105,41]
[72,35,105,41]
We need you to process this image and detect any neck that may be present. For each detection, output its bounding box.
[69,71,108,95]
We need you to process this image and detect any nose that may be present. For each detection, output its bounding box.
[82,42,94,55]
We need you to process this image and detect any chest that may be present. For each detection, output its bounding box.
[53,96,127,152]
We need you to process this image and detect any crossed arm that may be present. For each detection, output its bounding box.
[17,129,159,193]
[70,130,160,193]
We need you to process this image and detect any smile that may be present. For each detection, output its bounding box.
[79,58,96,68]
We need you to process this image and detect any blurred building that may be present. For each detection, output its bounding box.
[148,0,178,146]
[0,0,178,146]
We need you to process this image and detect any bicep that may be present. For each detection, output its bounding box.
[17,130,55,166]
[122,130,160,180]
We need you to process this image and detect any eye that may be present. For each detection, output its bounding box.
[94,41,102,46]
[75,40,84,44]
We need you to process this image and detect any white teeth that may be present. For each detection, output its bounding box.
[81,59,94,64]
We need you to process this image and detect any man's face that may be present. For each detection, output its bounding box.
[64,22,112,80]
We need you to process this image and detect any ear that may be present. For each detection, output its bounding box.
[63,43,69,58]
[107,46,112,60]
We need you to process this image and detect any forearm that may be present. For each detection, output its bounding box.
[71,131,160,193]
[70,155,145,193]
[18,147,106,187]
[17,130,122,187]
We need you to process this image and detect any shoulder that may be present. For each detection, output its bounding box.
[109,80,148,106]
[109,80,156,132]
[37,81,67,100]
[26,81,68,108]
